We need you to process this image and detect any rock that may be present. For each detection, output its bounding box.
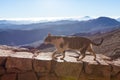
[0,57,6,66]
[54,61,83,80]
[33,59,51,73]
[0,66,5,75]
[6,57,32,73]
[1,73,16,80]
[18,71,37,80]
[84,62,111,80]
[0,46,120,80]
[110,59,120,80]
[77,54,111,80]
[111,65,120,76]
[39,76,48,80]
[115,73,120,80]
[39,74,58,80]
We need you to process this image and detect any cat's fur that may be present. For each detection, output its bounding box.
[44,33,103,61]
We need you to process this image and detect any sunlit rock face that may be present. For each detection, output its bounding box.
[0,46,120,80]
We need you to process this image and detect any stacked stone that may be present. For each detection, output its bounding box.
[0,53,120,80]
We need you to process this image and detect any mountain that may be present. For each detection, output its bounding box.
[0,17,120,45]
[88,28,120,58]
[79,16,92,21]
[0,20,21,24]
[116,17,120,22]
[46,17,120,34]
[0,17,119,31]
[0,19,37,25]
[0,29,53,45]
[0,20,80,30]
[0,20,9,24]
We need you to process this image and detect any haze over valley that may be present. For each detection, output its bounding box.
[0,16,120,46]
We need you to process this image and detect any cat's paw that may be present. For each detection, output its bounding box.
[60,58,64,60]
[77,58,82,61]
[53,57,58,61]
[94,58,96,61]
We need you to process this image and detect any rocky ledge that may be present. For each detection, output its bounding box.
[0,46,120,80]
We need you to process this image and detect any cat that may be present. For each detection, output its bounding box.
[44,33,103,61]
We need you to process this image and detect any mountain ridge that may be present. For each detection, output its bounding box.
[0,16,120,45]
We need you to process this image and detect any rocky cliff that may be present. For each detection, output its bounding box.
[0,46,120,80]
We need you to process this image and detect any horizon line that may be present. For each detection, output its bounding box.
[0,16,119,21]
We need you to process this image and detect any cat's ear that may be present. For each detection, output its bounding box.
[48,33,51,36]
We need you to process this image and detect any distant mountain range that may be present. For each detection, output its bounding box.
[0,16,92,25]
[0,17,120,45]
[0,20,38,25]
[78,16,92,21]
[117,18,120,22]
[0,16,120,25]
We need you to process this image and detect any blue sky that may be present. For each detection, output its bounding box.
[0,0,120,20]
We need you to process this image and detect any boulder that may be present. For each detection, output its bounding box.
[33,59,51,73]
[0,57,6,66]
[110,59,120,80]
[39,74,58,80]
[0,66,5,75]
[18,71,37,80]
[1,73,16,80]
[6,57,32,73]
[83,62,111,80]
[54,61,83,80]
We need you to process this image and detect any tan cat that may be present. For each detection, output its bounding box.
[44,33,103,61]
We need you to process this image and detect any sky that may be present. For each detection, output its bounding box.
[0,0,120,20]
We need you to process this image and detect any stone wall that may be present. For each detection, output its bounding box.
[0,49,120,80]
[0,46,120,80]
